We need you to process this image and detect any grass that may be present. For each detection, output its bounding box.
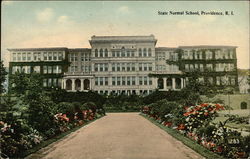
[20,115,105,158]
[140,113,225,159]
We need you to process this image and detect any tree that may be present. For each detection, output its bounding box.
[0,61,8,94]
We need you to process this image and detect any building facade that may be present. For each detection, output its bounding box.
[8,35,239,95]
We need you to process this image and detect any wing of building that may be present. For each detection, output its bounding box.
[7,35,239,95]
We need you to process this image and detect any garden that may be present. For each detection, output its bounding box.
[141,100,250,159]
[0,70,105,158]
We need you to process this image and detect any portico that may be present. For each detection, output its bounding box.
[62,74,94,92]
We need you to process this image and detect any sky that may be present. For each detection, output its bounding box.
[1,1,249,69]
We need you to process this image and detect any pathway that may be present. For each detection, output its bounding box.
[27,113,203,159]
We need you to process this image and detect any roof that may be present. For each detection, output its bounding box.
[178,45,237,49]
[155,47,177,51]
[68,48,91,52]
[7,47,68,52]
[89,35,157,45]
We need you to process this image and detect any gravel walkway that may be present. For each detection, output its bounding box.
[27,113,203,159]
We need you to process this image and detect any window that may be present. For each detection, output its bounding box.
[185,64,189,71]
[22,53,26,61]
[33,53,37,61]
[117,77,121,85]
[190,64,194,71]
[58,79,62,88]
[95,78,98,85]
[144,63,148,71]
[105,49,108,57]
[148,63,152,71]
[132,77,136,85]
[26,66,31,74]
[53,78,57,86]
[121,47,125,57]
[33,66,40,73]
[139,63,142,71]
[127,51,130,57]
[144,76,147,85]
[95,64,98,72]
[112,63,116,71]
[100,49,103,57]
[127,76,131,85]
[100,77,103,85]
[17,53,21,61]
[43,52,47,61]
[48,66,52,73]
[95,49,98,57]
[117,63,120,71]
[48,52,52,60]
[139,77,143,85]
[99,64,103,72]
[139,48,142,57]
[58,52,63,60]
[131,51,135,57]
[206,64,213,71]
[112,77,116,85]
[149,78,152,85]
[53,66,57,73]
[47,78,52,87]
[105,77,108,85]
[13,53,17,61]
[112,51,115,57]
[122,76,126,85]
[132,63,135,71]
[37,52,41,61]
[127,63,131,71]
[105,63,108,71]
[216,77,221,85]
[122,63,126,71]
[43,66,47,74]
[43,79,47,87]
[143,48,147,57]
[200,64,204,71]
[148,48,152,57]
[116,51,120,57]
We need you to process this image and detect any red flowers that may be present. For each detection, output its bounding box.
[177,124,185,130]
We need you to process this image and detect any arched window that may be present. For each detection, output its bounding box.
[158,78,164,89]
[84,79,90,90]
[121,47,125,57]
[143,48,147,57]
[241,102,247,109]
[105,49,108,57]
[100,49,103,57]
[167,78,172,89]
[139,48,142,57]
[75,79,81,91]
[148,48,152,57]
[66,79,72,90]
[175,78,181,89]
[95,49,98,57]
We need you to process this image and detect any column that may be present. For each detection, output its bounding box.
[181,78,184,89]
[164,78,167,90]
[72,79,75,91]
[62,79,65,89]
[80,79,84,91]
[172,78,176,90]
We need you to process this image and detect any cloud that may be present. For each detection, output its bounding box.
[36,8,54,23]
[57,15,70,24]
[118,6,130,14]
[2,1,14,6]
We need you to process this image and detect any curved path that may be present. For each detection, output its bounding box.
[27,113,203,159]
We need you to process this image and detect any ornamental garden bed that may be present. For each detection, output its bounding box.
[141,101,250,159]
[0,101,105,158]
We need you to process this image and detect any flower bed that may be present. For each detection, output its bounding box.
[0,106,105,158]
[141,103,250,159]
